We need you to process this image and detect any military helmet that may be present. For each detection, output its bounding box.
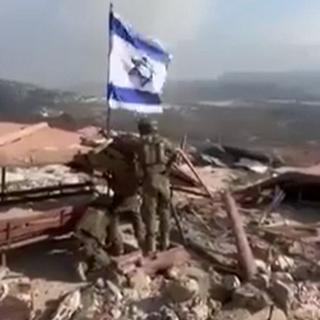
[137,118,158,135]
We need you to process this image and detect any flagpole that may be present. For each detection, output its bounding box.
[106,1,113,135]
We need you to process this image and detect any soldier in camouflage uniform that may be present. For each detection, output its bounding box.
[136,118,177,253]
[85,141,144,256]
[74,208,112,281]
[108,170,144,255]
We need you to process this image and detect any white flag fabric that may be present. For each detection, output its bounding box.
[108,10,172,113]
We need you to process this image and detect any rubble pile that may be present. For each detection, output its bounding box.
[172,167,320,320]
[5,165,89,191]
[0,267,33,320]
[1,123,320,319]
[2,167,320,319]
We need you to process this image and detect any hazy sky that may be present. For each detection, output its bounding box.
[1,0,320,89]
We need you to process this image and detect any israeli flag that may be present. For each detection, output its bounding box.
[108,9,172,113]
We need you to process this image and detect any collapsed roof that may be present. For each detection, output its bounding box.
[0,122,90,167]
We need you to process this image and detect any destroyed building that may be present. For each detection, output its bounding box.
[0,121,320,320]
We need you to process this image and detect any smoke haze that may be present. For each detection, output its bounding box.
[0,0,320,91]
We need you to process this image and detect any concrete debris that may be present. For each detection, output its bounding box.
[271,272,294,284]
[214,308,252,320]
[177,266,210,299]
[270,279,294,313]
[201,144,281,169]
[56,278,123,320]
[105,280,123,303]
[159,306,180,320]
[255,259,270,274]
[293,307,320,320]
[0,282,9,302]
[174,298,210,320]
[115,247,190,276]
[128,270,151,300]
[235,159,269,174]
[146,306,180,320]
[291,264,313,281]
[252,273,270,291]
[5,165,89,191]
[222,275,241,291]
[0,273,34,320]
[272,255,295,272]
[209,269,230,302]
[166,277,200,303]
[250,307,287,320]
[2,123,320,320]
[294,282,320,313]
[230,283,272,313]
[166,266,181,280]
[50,289,82,320]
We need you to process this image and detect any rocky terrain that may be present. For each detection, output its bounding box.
[1,163,320,319]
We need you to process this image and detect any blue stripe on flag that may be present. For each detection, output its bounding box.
[110,12,171,64]
[108,84,162,105]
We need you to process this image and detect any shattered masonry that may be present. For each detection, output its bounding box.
[1,121,320,319]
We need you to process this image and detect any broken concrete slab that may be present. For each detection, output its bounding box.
[272,255,295,272]
[230,283,272,313]
[251,273,270,291]
[214,308,252,320]
[166,277,200,303]
[50,289,82,320]
[222,275,241,292]
[115,247,190,276]
[271,272,294,284]
[128,269,151,300]
[209,269,230,302]
[270,279,294,313]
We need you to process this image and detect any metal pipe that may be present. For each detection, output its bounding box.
[0,181,92,198]
[0,189,92,207]
[1,167,6,202]
[222,191,257,281]
[106,2,114,135]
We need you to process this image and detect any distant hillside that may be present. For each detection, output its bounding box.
[163,79,312,104]
[218,71,320,96]
[0,79,81,117]
[8,70,320,111]
[66,81,106,97]
[70,71,320,104]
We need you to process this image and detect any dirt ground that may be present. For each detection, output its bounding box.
[6,237,83,313]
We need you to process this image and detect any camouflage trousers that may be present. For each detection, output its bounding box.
[79,235,111,270]
[74,209,111,275]
[142,175,171,253]
[108,194,144,255]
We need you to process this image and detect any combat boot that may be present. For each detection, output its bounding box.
[145,235,156,254]
[160,235,170,251]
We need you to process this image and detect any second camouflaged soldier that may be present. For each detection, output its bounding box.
[74,207,112,281]
[136,118,177,254]
[86,140,145,256]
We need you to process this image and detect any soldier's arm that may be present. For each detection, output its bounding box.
[164,139,179,168]
[133,153,144,183]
